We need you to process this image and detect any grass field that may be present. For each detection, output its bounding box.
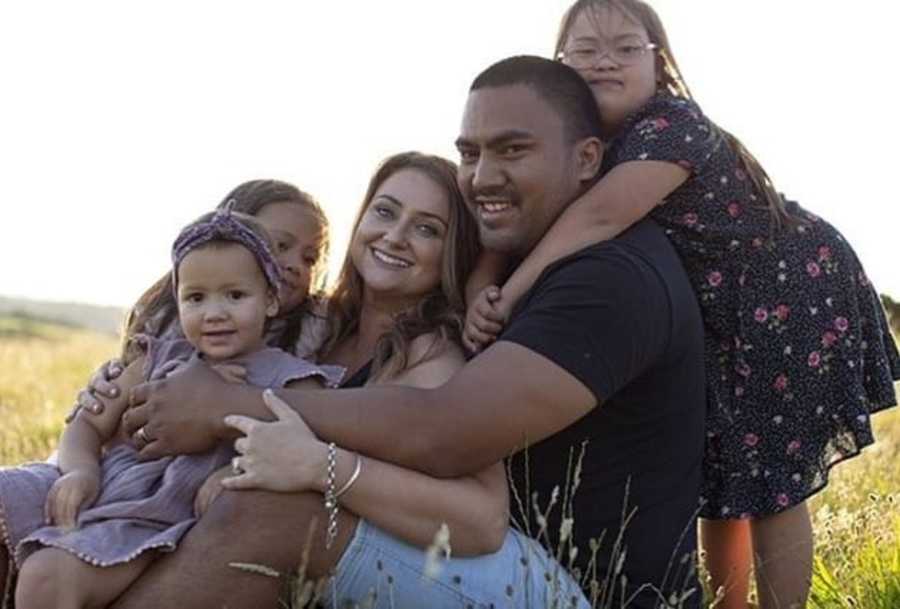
[0,315,898,607]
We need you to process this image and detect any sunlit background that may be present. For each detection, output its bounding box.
[2,1,897,308]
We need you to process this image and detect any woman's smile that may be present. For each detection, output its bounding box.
[370,247,413,269]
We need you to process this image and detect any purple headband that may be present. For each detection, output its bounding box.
[171,205,283,294]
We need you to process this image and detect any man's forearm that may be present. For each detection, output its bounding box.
[269,384,462,475]
[208,382,450,473]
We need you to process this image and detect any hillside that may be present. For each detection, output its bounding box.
[0,295,125,336]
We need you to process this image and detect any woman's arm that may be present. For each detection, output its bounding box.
[333,336,508,555]
[500,160,689,311]
[328,444,508,556]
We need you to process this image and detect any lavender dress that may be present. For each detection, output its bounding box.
[0,339,343,575]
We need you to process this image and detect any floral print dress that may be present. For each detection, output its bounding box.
[604,93,900,518]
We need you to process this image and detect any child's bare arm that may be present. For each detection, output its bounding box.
[501,161,689,309]
[57,357,147,474]
[463,251,510,352]
[464,250,508,307]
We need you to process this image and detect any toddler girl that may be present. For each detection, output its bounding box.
[70,179,331,420]
[0,208,342,609]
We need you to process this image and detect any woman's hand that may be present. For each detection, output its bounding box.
[221,389,327,493]
[463,285,508,353]
[193,465,232,517]
[66,359,125,422]
[45,468,101,530]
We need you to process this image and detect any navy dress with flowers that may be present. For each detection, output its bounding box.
[604,93,900,518]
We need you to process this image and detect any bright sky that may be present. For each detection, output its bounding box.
[2,1,898,308]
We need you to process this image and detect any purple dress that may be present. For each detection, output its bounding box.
[604,93,900,518]
[0,340,343,575]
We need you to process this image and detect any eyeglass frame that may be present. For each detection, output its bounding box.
[556,41,658,68]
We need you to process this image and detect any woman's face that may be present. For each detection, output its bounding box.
[350,168,450,307]
[254,202,325,314]
[561,6,658,134]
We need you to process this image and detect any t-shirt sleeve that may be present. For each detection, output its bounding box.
[500,248,672,402]
[252,349,346,389]
[614,96,718,176]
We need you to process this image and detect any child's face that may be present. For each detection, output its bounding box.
[561,5,658,135]
[176,243,278,362]
[255,202,326,314]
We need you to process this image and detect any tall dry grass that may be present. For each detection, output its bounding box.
[0,316,897,607]
[0,316,119,465]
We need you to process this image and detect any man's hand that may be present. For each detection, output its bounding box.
[45,468,101,530]
[125,359,230,460]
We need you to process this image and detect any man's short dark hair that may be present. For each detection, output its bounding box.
[470,55,602,143]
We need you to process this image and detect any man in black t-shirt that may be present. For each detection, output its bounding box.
[454,56,706,606]
[122,56,706,609]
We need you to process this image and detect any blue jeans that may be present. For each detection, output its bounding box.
[323,520,591,609]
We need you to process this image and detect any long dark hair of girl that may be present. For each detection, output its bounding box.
[555,0,800,231]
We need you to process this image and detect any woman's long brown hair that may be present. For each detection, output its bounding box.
[322,152,481,381]
[555,0,799,231]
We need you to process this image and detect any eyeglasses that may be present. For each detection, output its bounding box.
[557,41,658,68]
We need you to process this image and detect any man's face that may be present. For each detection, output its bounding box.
[455,85,586,257]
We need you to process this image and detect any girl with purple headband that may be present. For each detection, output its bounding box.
[0,209,342,609]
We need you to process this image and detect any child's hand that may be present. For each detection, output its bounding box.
[194,464,232,517]
[66,359,125,422]
[210,363,248,385]
[45,469,101,530]
[463,285,507,353]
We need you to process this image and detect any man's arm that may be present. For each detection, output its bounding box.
[126,342,596,477]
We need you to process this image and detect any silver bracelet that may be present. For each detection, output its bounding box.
[335,453,363,500]
[323,442,339,550]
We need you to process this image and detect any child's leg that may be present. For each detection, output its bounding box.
[16,547,155,609]
[700,517,752,609]
[750,501,813,609]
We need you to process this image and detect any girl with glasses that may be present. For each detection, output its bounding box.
[464,2,900,608]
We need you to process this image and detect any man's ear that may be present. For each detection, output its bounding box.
[574,136,604,182]
[266,290,280,318]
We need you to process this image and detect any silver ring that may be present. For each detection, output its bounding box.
[136,426,152,445]
[231,456,244,476]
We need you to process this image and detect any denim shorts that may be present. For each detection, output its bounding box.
[321,520,591,609]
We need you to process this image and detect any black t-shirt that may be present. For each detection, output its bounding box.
[502,219,705,608]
